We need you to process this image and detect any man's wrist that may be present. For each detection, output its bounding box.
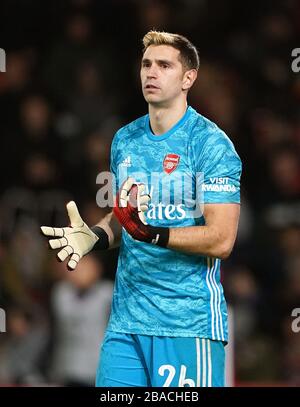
[149,226,169,248]
[91,226,110,250]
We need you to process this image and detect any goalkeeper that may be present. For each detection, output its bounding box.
[41,30,242,387]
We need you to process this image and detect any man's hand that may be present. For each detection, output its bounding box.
[113,178,169,247]
[41,201,108,270]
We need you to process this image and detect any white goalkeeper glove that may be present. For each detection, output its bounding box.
[41,201,109,270]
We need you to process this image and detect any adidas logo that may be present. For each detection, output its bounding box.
[120,156,132,167]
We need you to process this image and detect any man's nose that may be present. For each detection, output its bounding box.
[147,64,158,78]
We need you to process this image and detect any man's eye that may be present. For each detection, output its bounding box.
[162,64,169,69]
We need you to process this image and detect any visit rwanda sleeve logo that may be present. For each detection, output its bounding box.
[202,177,237,192]
[163,154,180,174]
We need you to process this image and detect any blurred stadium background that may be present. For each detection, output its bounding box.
[0,0,299,387]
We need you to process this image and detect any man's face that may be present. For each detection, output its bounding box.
[140,45,187,107]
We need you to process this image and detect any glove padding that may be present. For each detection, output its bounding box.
[113,178,169,247]
[41,201,101,270]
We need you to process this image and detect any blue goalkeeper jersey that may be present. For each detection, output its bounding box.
[106,106,242,342]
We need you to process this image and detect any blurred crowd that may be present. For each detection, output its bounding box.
[0,0,299,386]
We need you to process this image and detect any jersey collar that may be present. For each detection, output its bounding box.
[145,106,192,142]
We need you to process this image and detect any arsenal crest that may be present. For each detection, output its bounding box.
[163,153,180,174]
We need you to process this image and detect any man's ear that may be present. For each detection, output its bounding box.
[182,69,198,91]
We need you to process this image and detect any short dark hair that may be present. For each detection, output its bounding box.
[142,30,200,71]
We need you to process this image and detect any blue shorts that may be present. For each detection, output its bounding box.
[96,331,225,387]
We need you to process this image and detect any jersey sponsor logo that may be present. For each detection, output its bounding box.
[147,203,186,220]
[202,177,236,192]
[95,171,205,218]
[202,184,236,192]
[209,177,229,184]
[163,153,180,174]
